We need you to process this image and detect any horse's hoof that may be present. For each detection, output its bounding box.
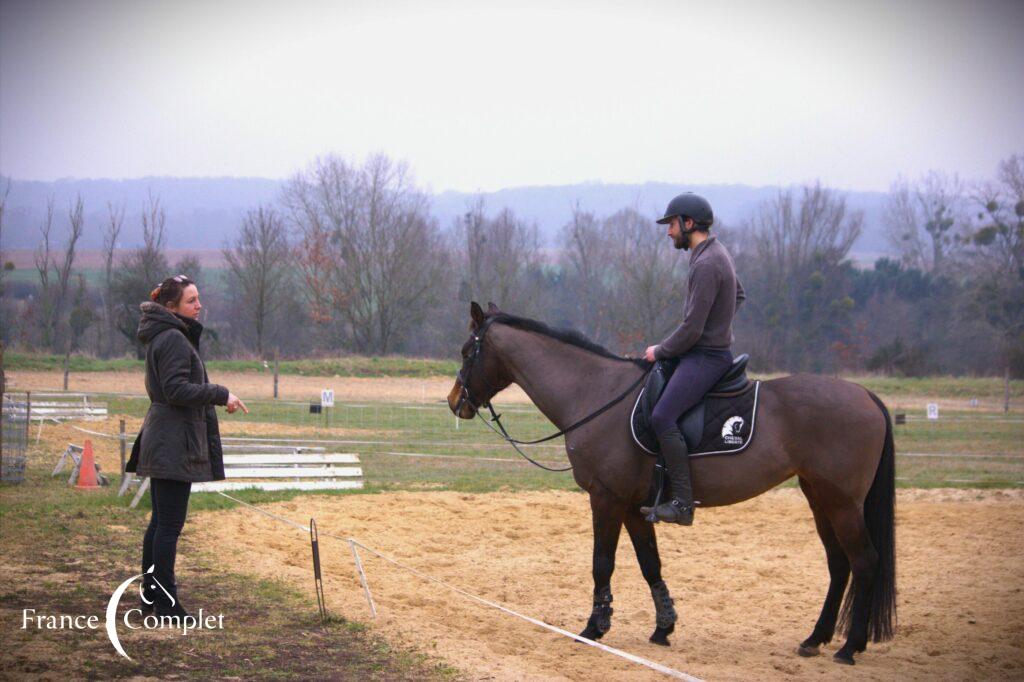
[796,644,820,657]
[578,626,605,642]
[649,624,674,646]
[832,651,855,665]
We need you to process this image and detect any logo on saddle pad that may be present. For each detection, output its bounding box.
[721,416,745,445]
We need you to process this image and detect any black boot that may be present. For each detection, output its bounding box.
[640,427,694,525]
[154,585,190,622]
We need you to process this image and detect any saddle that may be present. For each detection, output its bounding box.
[630,353,758,456]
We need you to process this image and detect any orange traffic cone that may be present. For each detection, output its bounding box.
[75,439,101,490]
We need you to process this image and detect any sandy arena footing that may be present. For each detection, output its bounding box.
[194,488,1024,681]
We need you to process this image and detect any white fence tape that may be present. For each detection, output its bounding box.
[213,492,702,681]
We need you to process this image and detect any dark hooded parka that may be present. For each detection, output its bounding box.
[126,302,229,482]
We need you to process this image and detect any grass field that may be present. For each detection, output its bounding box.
[14,388,1024,494]
[7,352,1024,398]
[0,444,458,680]
[6,352,460,378]
[8,352,1023,492]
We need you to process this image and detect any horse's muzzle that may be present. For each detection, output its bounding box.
[447,381,476,419]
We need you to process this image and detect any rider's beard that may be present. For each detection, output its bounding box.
[674,231,691,250]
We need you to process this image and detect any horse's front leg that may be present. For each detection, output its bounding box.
[624,508,678,645]
[579,484,626,641]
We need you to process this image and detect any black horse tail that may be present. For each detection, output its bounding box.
[840,390,897,642]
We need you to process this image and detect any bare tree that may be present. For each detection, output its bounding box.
[99,203,125,357]
[32,199,56,345]
[558,203,614,344]
[973,154,1024,277]
[0,180,11,348]
[756,183,862,276]
[223,206,292,356]
[0,178,10,295]
[33,196,84,352]
[968,152,1024,410]
[885,172,966,273]
[602,207,688,351]
[174,253,203,286]
[744,183,863,370]
[56,196,85,352]
[459,198,487,303]
[286,154,448,354]
[453,199,543,316]
[68,273,95,352]
[112,194,169,356]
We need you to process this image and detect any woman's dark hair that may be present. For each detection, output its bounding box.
[150,274,195,307]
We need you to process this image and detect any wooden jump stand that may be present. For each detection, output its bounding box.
[52,444,110,486]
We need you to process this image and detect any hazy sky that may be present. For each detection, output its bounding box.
[1,0,1022,192]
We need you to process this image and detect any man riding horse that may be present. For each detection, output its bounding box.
[450,204,895,659]
[640,192,746,525]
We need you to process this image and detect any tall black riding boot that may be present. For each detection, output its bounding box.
[640,427,695,525]
[154,584,190,622]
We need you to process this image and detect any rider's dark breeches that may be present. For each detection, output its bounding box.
[650,347,734,436]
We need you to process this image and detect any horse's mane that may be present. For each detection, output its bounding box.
[490,313,649,368]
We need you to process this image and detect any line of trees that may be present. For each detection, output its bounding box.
[1,153,1021,384]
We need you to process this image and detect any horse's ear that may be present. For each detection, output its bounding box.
[487,302,501,315]
[470,301,486,329]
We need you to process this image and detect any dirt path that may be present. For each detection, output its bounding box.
[195,488,1024,681]
[10,369,1019,415]
[7,370,532,404]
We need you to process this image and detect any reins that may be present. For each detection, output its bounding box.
[457,317,651,472]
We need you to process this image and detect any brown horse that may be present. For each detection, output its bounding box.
[447,302,896,665]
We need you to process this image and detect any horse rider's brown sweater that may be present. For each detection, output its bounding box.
[654,236,745,360]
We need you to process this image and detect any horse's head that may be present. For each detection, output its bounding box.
[448,301,514,419]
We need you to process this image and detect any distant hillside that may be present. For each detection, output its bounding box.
[2,176,280,251]
[1,176,892,257]
[434,182,891,256]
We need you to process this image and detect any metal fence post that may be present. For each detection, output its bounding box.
[119,418,127,485]
[273,348,280,400]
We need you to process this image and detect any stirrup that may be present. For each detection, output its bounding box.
[643,499,693,526]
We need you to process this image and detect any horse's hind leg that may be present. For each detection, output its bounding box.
[579,485,626,641]
[797,478,851,657]
[826,502,879,665]
[624,509,678,646]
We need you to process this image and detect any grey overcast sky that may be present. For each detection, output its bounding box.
[1,0,1022,192]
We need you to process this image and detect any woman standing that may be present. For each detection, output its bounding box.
[126,274,247,619]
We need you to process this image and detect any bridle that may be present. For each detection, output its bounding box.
[453,317,499,416]
[453,317,652,472]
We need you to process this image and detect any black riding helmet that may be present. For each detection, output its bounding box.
[656,192,714,228]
